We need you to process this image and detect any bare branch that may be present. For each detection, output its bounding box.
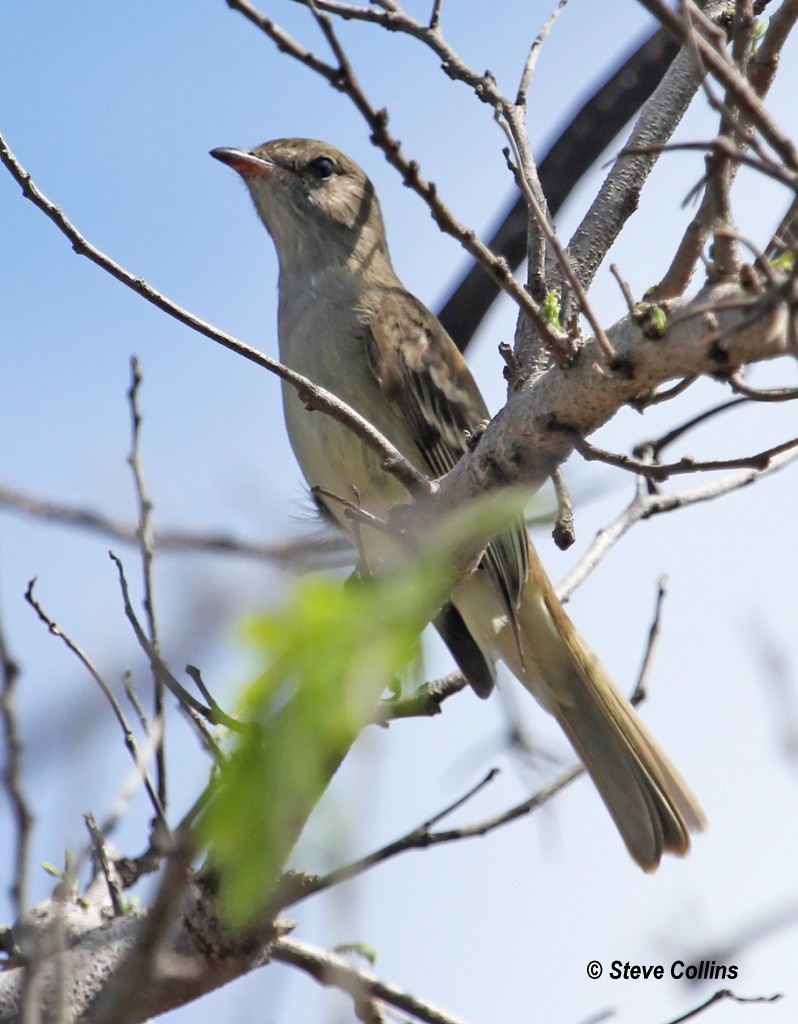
[439,26,682,348]
[496,112,617,364]
[0,483,350,568]
[550,468,575,550]
[108,552,241,747]
[571,429,798,482]
[638,0,798,170]
[557,444,798,601]
[728,371,798,401]
[631,577,668,705]
[0,615,32,918]
[275,764,582,912]
[659,989,782,1024]
[272,935,473,1024]
[24,579,167,830]
[563,35,708,301]
[126,358,168,814]
[516,0,569,108]
[84,813,125,918]
[435,275,794,522]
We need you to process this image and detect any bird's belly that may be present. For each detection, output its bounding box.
[282,379,409,559]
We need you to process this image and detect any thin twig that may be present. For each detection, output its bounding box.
[727,372,798,401]
[631,577,668,705]
[659,989,781,1024]
[571,430,798,482]
[550,468,575,550]
[497,112,617,364]
[610,263,637,314]
[273,935,473,1024]
[628,377,698,411]
[84,812,125,917]
[123,670,151,735]
[557,445,798,601]
[620,137,797,192]
[127,358,168,815]
[0,615,32,917]
[108,552,240,749]
[0,483,351,568]
[278,763,582,910]
[24,579,168,829]
[516,0,569,107]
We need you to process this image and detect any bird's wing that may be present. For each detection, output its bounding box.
[366,287,529,640]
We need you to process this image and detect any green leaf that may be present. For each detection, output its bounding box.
[771,250,795,273]
[201,490,524,925]
[333,941,379,965]
[542,289,561,328]
[201,573,429,923]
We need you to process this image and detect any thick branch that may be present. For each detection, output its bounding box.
[0,881,286,1024]
[436,278,794,513]
[563,40,707,299]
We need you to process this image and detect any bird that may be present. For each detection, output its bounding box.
[211,137,706,871]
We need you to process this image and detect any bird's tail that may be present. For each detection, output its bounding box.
[496,542,707,871]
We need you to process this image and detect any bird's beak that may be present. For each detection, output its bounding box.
[210,147,274,180]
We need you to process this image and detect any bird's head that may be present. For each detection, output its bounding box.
[211,138,390,278]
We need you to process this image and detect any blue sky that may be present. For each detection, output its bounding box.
[2,3,798,1022]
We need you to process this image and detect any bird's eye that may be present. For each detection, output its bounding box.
[308,156,335,179]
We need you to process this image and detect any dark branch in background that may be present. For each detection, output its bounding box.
[438,26,680,348]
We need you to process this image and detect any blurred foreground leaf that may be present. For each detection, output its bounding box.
[201,490,525,924]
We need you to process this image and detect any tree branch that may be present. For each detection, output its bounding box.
[272,935,474,1024]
